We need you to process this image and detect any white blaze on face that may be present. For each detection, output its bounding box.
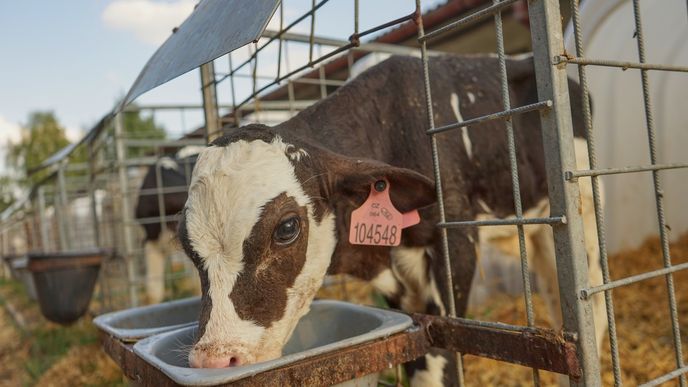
[450,92,473,159]
[185,136,336,364]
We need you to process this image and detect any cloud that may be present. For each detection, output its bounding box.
[64,126,84,143]
[102,0,196,45]
[0,115,21,145]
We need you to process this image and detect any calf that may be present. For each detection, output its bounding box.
[135,152,198,303]
[179,54,606,385]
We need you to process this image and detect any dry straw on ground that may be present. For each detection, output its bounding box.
[463,233,688,386]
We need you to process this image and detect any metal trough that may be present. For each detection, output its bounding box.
[133,300,412,386]
[94,296,201,342]
[28,250,106,325]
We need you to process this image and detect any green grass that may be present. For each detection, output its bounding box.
[24,320,99,380]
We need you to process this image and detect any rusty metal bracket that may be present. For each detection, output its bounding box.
[413,314,581,380]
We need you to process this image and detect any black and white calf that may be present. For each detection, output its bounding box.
[178,55,606,385]
[135,150,200,303]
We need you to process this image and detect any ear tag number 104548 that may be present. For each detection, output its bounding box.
[349,179,420,246]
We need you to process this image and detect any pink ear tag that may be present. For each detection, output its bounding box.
[349,179,421,246]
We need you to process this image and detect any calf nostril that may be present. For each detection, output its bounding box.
[228,356,241,367]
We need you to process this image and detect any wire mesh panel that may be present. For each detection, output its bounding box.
[416,0,687,386]
[563,0,688,385]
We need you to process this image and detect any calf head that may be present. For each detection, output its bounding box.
[178,126,434,368]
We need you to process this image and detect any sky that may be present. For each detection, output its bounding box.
[0,0,445,171]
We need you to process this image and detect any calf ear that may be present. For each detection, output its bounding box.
[326,155,436,213]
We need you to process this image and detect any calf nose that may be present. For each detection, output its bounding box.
[189,353,243,368]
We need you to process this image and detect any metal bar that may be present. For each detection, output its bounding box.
[569,0,622,383]
[493,2,539,382]
[309,0,316,64]
[581,261,688,299]
[293,78,346,87]
[213,0,331,86]
[129,215,182,226]
[419,0,520,42]
[414,314,581,378]
[37,186,50,252]
[263,29,348,46]
[639,366,688,387]
[426,101,552,135]
[228,53,240,127]
[121,139,206,148]
[632,3,686,383]
[415,0,464,384]
[276,1,283,81]
[353,11,417,42]
[528,0,602,385]
[136,186,189,197]
[554,56,688,73]
[566,162,688,180]
[354,0,359,35]
[56,162,71,250]
[200,61,220,143]
[439,216,565,228]
[114,113,139,308]
[87,141,101,248]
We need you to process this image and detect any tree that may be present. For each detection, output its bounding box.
[121,108,167,158]
[5,111,75,187]
[0,176,15,213]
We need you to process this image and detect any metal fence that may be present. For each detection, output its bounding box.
[416,0,687,386]
[1,0,686,385]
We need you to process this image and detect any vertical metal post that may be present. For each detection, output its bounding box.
[528,1,601,385]
[88,141,101,247]
[37,186,49,251]
[115,112,139,307]
[632,2,686,385]
[568,1,622,384]
[415,0,464,385]
[56,161,71,250]
[200,61,220,143]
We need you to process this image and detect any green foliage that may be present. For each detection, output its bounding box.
[122,109,167,158]
[0,175,15,213]
[5,111,79,188]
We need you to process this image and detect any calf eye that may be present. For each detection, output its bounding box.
[273,216,300,245]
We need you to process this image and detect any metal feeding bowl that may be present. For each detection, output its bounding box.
[28,250,106,325]
[133,300,413,386]
[94,296,201,342]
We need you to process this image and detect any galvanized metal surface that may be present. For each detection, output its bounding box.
[101,309,581,386]
[200,62,220,143]
[114,113,139,308]
[631,1,686,384]
[133,301,414,385]
[93,296,201,342]
[414,1,464,383]
[122,0,280,107]
[104,328,427,387]
[528,0,602,385]
[567,0,622,383]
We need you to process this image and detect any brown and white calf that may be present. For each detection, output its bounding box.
[178,54,606,385]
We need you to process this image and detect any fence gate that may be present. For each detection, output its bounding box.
[416,0,687,386]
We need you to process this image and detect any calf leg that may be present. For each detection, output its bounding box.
[376,234,475,387]
[144,238,166,304]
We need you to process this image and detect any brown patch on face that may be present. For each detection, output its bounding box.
[230,193,309,328]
